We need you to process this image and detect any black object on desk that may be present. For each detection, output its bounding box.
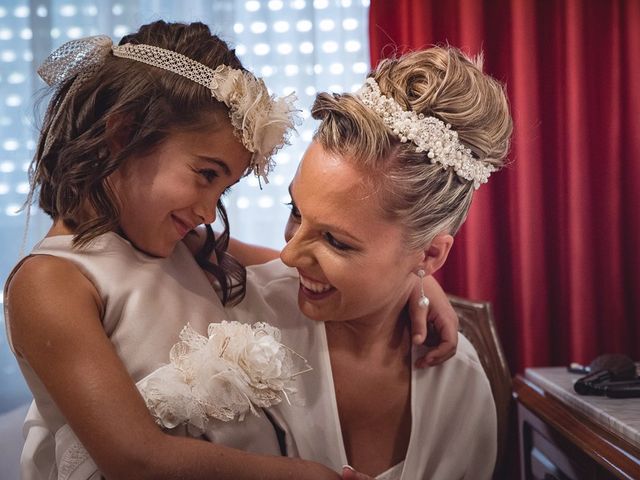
[573,353,640,398]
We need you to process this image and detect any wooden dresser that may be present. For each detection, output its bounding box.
[514,368,640,479]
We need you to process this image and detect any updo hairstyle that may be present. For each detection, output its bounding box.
[311,46,513,249]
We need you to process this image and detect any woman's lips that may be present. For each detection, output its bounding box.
[299,273,336,300]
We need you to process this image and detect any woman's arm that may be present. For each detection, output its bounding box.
[184,227,279,266]
[227,236,279,265]
[7,256,339,480]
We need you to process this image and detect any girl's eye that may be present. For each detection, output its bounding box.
[323,232,352,251]
[196,168,219,183]
[285,201,301,220]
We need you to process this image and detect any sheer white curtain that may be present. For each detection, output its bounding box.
[0,0,370,412]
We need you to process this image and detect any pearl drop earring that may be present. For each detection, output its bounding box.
[417,269,430,309]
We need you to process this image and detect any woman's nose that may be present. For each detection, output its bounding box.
[280,228,312,268]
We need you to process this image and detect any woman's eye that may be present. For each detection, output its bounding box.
[196,168,219,183]
[285,201,301,220]
[323,232,352,251]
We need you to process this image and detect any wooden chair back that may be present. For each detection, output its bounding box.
[449,295,512,477]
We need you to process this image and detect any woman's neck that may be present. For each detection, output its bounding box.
[324,294,412,358]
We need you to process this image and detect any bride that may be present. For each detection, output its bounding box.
[228,45,512,479]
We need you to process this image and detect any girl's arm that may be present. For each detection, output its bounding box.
[408,275,459,368]
[6,255,339,480]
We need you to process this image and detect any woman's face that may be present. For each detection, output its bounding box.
[109,119,251,257]
[281,142,424,324]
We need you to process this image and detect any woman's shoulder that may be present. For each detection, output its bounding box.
[247,259,299,286]
[228,260,301,327]
[453,332,486,373]
[414,332,487,381]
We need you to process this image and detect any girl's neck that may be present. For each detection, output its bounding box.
[47,219,75,236]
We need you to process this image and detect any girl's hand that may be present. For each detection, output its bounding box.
[342,465,375,480]
[408,275,459,368]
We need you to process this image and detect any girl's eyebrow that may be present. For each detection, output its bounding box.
[197,156,232,177]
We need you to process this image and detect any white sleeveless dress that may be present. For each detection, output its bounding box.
[227,259,498,480]
[3,233,281,480]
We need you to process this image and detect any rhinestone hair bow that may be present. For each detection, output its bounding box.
[37,35,298,181]
[357,77,497,189]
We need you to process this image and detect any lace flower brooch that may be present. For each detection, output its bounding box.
[137,321,310,434]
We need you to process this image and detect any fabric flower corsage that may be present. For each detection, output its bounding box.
[137,321,310,435]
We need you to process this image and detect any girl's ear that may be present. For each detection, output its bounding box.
[105,114,133,154]
[417,234,454,276]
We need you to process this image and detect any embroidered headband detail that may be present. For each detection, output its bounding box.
[356,77,496,189]
[37,35,299,181]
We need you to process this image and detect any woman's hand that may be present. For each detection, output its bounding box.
[408,275,459,368]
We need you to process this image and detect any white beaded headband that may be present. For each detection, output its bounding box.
[356,77,496,189]
[37,35,298,181]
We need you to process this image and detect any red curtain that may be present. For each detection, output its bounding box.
[369,0,640,373]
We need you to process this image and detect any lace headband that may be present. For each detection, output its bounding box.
[356,77,496,189]
[37,35,298,181]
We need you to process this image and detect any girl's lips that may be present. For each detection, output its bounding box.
[171,215,192,238]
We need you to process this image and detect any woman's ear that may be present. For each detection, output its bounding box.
[418,234,454,276]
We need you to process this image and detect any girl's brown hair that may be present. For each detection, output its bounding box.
[31,20,247,305]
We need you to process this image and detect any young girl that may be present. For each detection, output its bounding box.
[4,20,457,480]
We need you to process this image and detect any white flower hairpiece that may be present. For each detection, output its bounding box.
[356,77,496,189]
[37,35,299,182]
[137,321,311,434]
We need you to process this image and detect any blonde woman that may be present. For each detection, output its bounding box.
[229,46,512,479]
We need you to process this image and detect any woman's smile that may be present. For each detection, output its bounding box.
[298,271,336,300]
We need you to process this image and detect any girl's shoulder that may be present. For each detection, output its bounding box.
[4,253,102,355]
[6,251,96,297]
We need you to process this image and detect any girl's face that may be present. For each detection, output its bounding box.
[109,120,251,257]
[281,142,424,324]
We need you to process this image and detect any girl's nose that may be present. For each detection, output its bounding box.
[195,199,217,225]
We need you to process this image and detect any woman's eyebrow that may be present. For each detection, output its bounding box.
[287,183,363,244]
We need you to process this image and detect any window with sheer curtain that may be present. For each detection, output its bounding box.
[0,0,370,413]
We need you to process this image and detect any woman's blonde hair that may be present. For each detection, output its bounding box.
[311,46,513,249]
